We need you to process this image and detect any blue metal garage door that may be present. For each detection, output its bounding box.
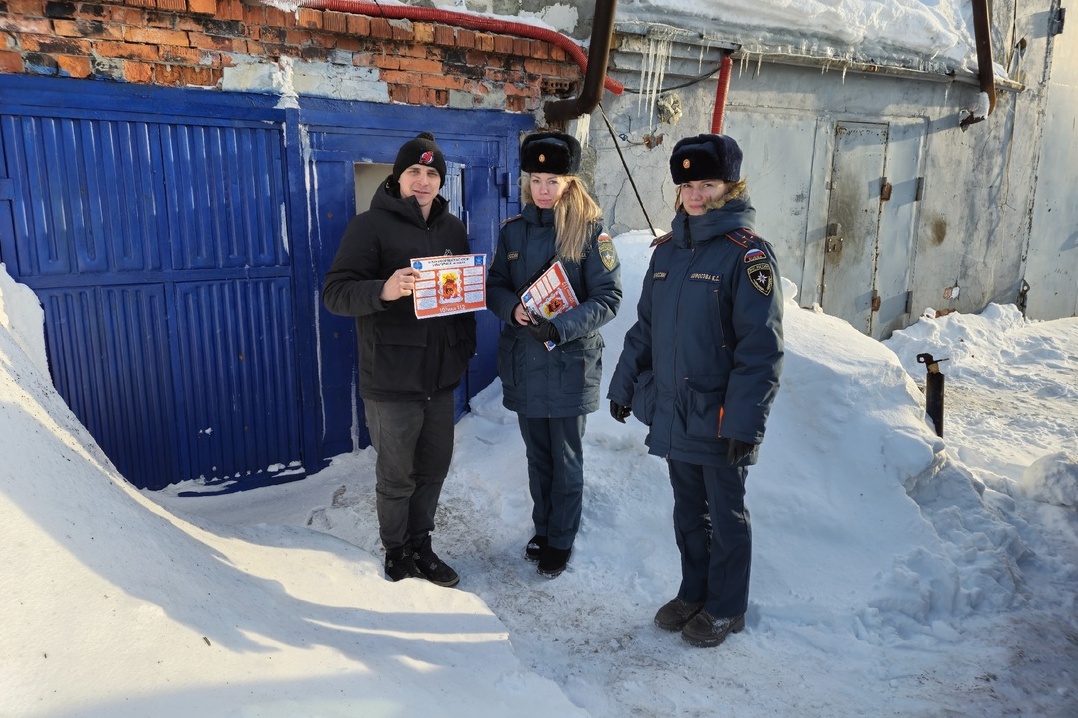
[0,76,531,491]
[0,102,302,490]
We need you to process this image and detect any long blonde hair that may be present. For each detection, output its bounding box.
[522,175,602,263]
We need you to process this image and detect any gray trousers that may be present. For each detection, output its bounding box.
[668,458,752,618]
[518,415,587,551]
[365,389,455,551]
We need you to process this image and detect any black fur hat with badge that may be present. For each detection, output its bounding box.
[669,133,743,184]
[392,132,447,188]
[520,131,581,176]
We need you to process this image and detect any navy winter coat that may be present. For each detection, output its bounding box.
[486,204,622,417]
[322,182,477,402]
[608,189,783,466]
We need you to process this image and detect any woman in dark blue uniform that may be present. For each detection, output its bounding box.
[486,131,622,578]
[609,134,784,646]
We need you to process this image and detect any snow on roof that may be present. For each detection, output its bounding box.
[616,0,978,73]
[270,1,980,75]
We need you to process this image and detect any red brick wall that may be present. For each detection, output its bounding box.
[0,0,581,112]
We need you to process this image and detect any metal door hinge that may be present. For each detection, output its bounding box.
[880,177,892,201]
[1050,7,1066,36]
[914,177,925,201]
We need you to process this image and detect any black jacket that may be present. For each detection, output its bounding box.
[322,182,477,402]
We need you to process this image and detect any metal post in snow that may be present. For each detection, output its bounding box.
[916,353,949,437]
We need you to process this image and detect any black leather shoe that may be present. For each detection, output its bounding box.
[537,546,571,578]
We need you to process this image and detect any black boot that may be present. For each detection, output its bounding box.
[681,611,745,648]
[411,535,460,588]
[384,544,422,582]
[525,534,547,562]
[537,546,571,578]
[654,597,704,632]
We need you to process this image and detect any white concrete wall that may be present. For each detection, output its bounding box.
[1024,9,1078,320]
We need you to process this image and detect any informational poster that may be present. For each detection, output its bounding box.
[410,253,487,319]
[518,259,578,350]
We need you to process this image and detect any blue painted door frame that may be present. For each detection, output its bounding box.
[0,74,529,490]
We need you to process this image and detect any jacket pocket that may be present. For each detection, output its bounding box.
[439,320,476,387]
[497,331,522,388]
[558,335,603,394]
[371,323,428,393]
[684,376,725,440]
[630,369,655,425]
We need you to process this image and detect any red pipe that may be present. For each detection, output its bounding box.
[710,54,733,134]
[299,0,624,95]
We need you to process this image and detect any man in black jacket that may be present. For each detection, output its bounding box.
[322,133,476,588]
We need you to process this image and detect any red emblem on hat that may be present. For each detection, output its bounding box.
[420,150,435,165]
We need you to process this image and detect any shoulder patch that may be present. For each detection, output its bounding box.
[500,214,523,227]
[746,262,774,296]
[650,231,673,248]
[597,233,617,271]
[725,228,761,248]
[743,248,766,263]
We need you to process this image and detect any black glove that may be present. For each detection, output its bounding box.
[528,316,560,345]
[610,400,631,423]
[726,439,755,465]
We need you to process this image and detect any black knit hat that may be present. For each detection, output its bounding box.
[669,133,743,184]
[393,132,447,187]
[520,131,581,175]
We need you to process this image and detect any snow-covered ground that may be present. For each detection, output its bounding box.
[1,229,1075,716]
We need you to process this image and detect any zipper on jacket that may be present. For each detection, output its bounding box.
[714,287,728,348]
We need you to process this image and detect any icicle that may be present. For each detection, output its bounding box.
[636,30,674,130]
[570,118,591,152]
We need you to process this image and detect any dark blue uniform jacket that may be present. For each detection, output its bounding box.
[486,204,622,417]
[608,191,783,466]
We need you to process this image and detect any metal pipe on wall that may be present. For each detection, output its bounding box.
[544,0,619,124]
[960,0,997,129]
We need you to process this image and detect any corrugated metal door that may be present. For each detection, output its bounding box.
[1,112,302,490]
[821,122,888,334]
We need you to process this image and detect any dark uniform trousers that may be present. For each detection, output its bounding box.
[668,459,752,618]
[365,388,456,551]
[518,415,587,551]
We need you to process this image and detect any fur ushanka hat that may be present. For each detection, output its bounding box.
[669,133,743,184]
[393,132,447,187]
[520,131,581,176]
